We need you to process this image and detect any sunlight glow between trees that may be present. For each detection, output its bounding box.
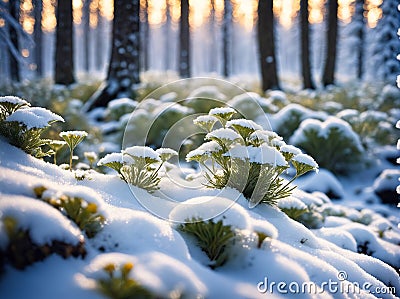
[4,0,384,35]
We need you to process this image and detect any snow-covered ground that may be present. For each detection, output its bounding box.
[1,136,399,298]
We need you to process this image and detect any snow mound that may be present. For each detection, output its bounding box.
[0,195,83,248]
[82,252,207,298]
[300,169,345,199]
[6,107,64,129]
[169,196,252,230]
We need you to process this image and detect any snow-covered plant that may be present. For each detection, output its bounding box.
[105,98,137,121]
[1,213,85,270]
[272,104,326,141]
[187,107,318,205]
[84,151,98,168]
[290,117,364,174]
[277,197,308,221]
[0,96,30,120]
[97,262,153,299]
[121,146,177,192]
[97,153,124,175]
[337,109,398,147]
[99,147,177,192]
[185,85,227,113]
[35,186,105,238]
[47,140,67,164]
[0,97,65,158]
[60,131,88,171]
[179,218,235,269]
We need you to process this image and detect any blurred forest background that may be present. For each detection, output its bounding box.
[0,0,399,106]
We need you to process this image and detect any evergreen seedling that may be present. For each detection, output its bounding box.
[179,219,235,269]
[97,262,154,299]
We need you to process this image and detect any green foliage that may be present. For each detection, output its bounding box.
[60,131,88,171]
[97,262,154,299]
[179,219,235,269]
[35,186,105,238]
[0,97,64,158]
[290,117,364,174]
[280,207,308,221]
[187,107,318,206]
[1,216,86,270]
[100,147,177,193]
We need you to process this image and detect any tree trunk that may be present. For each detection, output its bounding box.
[257,0,280,92]
[222,0,232,77]
[164,0,170,70]
[208,0,216,73]
[300,0,315,89]
[33,0,43,77]
[322,0,338,87]
[87,0,141,109]
[82,0,90,72]
[55,0,75,85]
[95,7,103,71]
[355,0,365,80]
[179,0,190,78]
[9,0,20,82]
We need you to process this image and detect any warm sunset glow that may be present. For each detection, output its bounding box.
[13,0,384,35]
[274,0,300,29]
[366,0,382,28]
[42,0,56,32]
[20,0,34,34]
[190,0,211,28]
[89,0,99,28]
[309,0,325,23]
[21,48,30,58]
[73,0,83,25]
[232,0,257,31]
[339,0,354,23]
[148,0,167,25]
[214,0,224,23]
[99,0,113,20]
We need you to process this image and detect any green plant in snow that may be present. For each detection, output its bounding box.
[0,96,30,119]
[277,197,308,221]
[97,262,154,299]
[1,215,86,270]
[179,218,235,269]
[35,186,105,238]
[187,107,318,206]
[84,151,98,168]
[99,147,177,192]
[0,96,65,158]
[47,139,67,164]
[60,131,88,171]
[290,117,364,174]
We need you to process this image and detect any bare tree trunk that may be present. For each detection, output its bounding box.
[257,0,280,91]
[95,7,103,71]
[208,0,216,73]
[87,0,141,109]
[9,0,20,82]
[222,0,232,77]
[164,0,171,70]
[355,0,365,80]
[33,0,43,77]
[300,0,315,89]
[179,0,190,78]
[322,0,338,87]
[82,0,90,72]
[55,0,75,85]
